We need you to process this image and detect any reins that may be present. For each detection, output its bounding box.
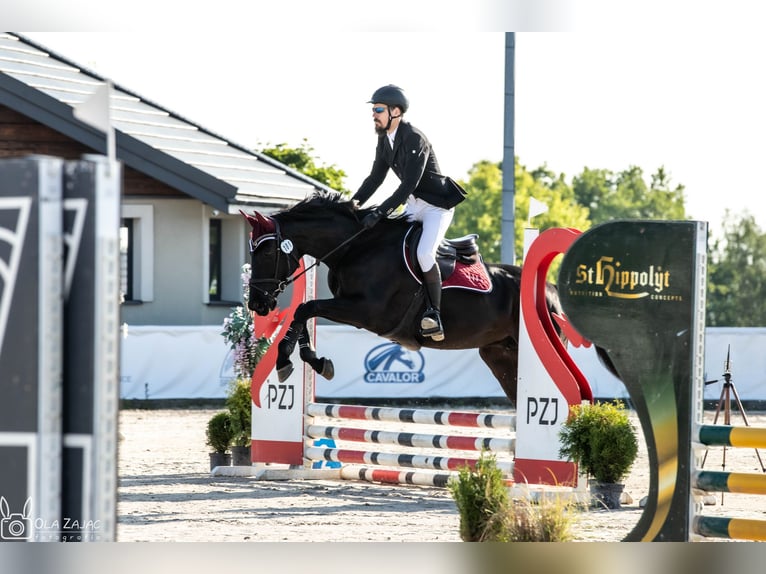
[250,220,368,298]
[282,227,368,287]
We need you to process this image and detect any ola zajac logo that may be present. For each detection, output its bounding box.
[571,255,681,301]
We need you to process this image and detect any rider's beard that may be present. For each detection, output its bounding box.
[374,123,387,136]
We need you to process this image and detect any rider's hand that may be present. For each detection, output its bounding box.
[361,209,383,229]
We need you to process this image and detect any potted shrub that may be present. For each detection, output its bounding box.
[558,400,638,509]
[219,263,270,467]
[206,411,233,470]
[226,378,252,466]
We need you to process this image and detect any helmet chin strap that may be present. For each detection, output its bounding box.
[384,105,401,131]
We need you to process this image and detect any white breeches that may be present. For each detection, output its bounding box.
[404,196,454,271]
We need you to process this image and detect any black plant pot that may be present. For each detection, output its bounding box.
[231,445,251,466]
[590,482,625,509]
[209,452,232,471]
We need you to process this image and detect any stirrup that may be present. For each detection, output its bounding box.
[420,309,444,341]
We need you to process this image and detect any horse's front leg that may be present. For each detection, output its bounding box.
[274,302,335,382]
[275,319,304,382]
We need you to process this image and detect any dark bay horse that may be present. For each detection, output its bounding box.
[244,191,607,404]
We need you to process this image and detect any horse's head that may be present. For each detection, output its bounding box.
[241,210,302,315]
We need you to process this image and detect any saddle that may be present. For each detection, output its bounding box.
[403,225,492,293]
[380,226,492,349]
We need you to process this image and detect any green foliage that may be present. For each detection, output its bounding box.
[451,161,503,263]
[447,453,575,542]
[707,210,766,326]
[447,453,510,541]
[206,411,233,453]
[449,159,590,265]
[572,165,686,225]
[260,139,349,193]
[496,496,576,542]
[558,401,638,484]
[226,379,252,447]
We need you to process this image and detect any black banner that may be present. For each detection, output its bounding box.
[558,220,707,541]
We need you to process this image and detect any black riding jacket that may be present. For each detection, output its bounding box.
[353,121,465,215]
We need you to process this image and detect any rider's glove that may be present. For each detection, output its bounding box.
[361,209,383,229]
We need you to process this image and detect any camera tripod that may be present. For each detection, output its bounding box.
[700,345,766,503]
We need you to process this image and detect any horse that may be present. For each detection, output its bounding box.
[243,191,615,405]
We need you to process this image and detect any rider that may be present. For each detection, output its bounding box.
[352,84,466,342]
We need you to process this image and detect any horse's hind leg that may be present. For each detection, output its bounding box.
[479,339,519,405]
[298,329,335,380]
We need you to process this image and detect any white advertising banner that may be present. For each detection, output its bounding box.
[313,325,504,399]
[119,324,766,402]
[120,325,235,400]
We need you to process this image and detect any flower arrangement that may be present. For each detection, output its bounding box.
[221,264,270,380]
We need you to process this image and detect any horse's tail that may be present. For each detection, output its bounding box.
[544,281,568,347]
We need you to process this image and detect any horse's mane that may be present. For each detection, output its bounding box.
[279,191,358,222]
[279,190,407,227]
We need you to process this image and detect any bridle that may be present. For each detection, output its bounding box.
[248,218,367,302]
[248,222,302,304]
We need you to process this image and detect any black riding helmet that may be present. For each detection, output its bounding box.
[368,84,409,113]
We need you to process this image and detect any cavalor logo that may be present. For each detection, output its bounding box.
[572,255,681,301]
[363,343,425,383]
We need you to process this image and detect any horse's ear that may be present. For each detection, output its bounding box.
[240,210,275,235]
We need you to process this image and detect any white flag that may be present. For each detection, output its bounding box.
[73,81,116,166]
[528,196,549,220]
[73,81,112,133]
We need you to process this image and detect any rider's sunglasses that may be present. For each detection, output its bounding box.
[372,106,387,114]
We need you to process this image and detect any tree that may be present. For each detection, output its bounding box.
[706,211,766,326]
[260,139,349,193]
[572,165,686,225]
[449,159,590,264]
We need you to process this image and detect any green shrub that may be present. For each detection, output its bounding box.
[448,453,510,542]
[496,495,576,542]
[448,453,576,542]
[206,411,233,453]
[558,400,638,484]
[226,378,252,447]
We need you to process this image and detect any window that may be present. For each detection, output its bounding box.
[203,212,247,304]
[208,219,222,301]
[119,218,134,301]
[120,204,154,302]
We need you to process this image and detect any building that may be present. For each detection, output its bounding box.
[0,32,331,330]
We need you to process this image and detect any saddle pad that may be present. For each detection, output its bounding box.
[442,259,493,292]
[403,243,493,293]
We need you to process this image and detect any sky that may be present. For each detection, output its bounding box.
[21,29,766,238]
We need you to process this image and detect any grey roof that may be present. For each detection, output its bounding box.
[0,32,331,213]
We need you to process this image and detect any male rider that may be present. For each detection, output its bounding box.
[352,84,466,342]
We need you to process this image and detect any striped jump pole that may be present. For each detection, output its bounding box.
[693,515,766,542]
[306,424,516,453]
[303,401,518,487]
[340,466,454,488]
[304,445,516,474]
[698,424,766,449]
[690,422,766,541]
[306,402,516,430]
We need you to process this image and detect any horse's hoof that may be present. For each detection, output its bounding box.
[320,358,335,380]
[277,363,294,382]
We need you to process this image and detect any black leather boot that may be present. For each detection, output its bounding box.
[420,264,444,341]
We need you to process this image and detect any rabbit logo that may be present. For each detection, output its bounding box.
[0,496,32,540]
